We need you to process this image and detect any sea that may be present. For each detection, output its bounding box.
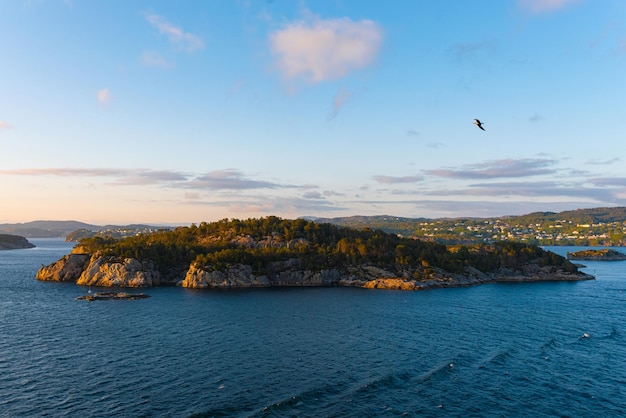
[1,239,625,417]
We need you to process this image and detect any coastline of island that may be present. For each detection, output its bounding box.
[35,217,593,291]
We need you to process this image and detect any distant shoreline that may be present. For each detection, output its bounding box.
[0,234,36,251]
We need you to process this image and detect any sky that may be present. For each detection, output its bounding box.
[1,0,626,225]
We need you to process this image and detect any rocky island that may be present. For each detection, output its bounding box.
[36,217,593,291]
[567,248,626,261]
[0,234,35,250]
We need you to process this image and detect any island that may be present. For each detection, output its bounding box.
[567,248,626,261]
[0,234,36,250]
[36,217,593,291]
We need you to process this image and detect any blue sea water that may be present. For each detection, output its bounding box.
[1,240,625,417]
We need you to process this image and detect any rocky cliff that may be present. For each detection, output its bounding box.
[36,253,161,287]
[35,254,90,282]
[37,253,593,290]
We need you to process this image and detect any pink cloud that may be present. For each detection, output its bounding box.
[97,88,111,105]
[270,15,383,83]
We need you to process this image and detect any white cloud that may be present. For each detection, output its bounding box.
[97,88,111,105]
[0,120,12,130]
[518,0,581,14]
[146,13,204,52]
[270,15,383,83]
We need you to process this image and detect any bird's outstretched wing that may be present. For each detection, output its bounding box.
[474,119,485,131]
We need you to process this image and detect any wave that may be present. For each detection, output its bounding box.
[540,337,559,353]
[418,361,457,382]
[477,347,515,369]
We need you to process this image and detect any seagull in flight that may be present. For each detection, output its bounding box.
[474,119,485,131]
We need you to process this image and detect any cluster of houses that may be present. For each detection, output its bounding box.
[413,219,626,246]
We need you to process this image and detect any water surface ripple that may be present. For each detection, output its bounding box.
[1,241,624,417]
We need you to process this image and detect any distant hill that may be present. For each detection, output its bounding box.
[0,221,98,238]
[505,207,626,224]
[311,207,626,246]
[5,206,626,243]
[0,221,170,239]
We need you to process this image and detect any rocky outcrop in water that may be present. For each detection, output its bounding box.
[77,257,160,287]
[0,234,35,250]
[37,254,161,287]
[76,291,150,301]
[567,249,626,261]
[36,254,90,282]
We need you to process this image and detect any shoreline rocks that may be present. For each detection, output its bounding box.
[37,254,594,291]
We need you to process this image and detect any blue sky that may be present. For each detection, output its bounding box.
[1,0,625,225]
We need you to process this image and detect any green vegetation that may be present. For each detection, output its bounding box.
[315,207,626,246]
[76,217,577,279]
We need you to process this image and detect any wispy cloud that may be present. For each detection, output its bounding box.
[97,88,111,105]
[328,87,353,120]
[0,120,13,130]
[448,40,498,61]
[518,0,582,14]
[186,195,342,215]
[140,50,173,68]
[146,13,204,52]
[426,141,444,149]
[425,158,557,179]
[185,169,286,190]
[303,190,324,199]
[462,181,604,199]
[586,157,620,166]
[269,14,383,83]
[589,177,626,187]
[0,168,285,191]
[373,175,423,184]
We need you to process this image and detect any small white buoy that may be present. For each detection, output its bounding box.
[582,333,590,339]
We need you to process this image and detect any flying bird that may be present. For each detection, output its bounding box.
[474,119,485,131]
